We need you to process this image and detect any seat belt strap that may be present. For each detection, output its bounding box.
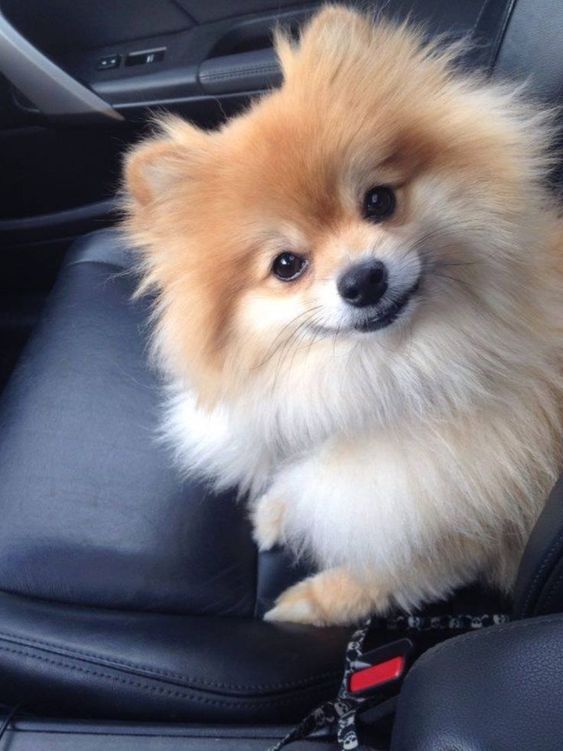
[269,612,510,751]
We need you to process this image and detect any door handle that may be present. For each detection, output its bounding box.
[0,9,122,123]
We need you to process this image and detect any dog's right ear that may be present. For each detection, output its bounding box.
[125,116,209,207]
[275,6,372,82]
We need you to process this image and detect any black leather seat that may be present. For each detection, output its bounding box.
[0,0,562,729]
[0,229,353,722]
[391,613,563,751]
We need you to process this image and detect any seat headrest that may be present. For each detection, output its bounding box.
[513,478,563,617]
[495,0,563,104]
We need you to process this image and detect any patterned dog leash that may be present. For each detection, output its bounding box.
[269,612,510,751]
[269,617,375,751]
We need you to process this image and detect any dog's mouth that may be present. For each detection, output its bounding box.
[352,280,420,333]
[307,280,421,338]
[353,280,420,332]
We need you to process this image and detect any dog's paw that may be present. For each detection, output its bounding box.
[264,579,327,625]
[264,568,376,627]
[250,495,287,552]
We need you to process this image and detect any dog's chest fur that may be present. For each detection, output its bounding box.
[163,367,559,601]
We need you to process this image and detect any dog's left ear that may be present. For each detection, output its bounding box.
[273,26,298,81]
[125,116,210,207]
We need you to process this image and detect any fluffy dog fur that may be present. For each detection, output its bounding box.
[124,5,563,625]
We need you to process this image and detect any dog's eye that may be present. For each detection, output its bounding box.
[272,252,308,282]
[363,186,396,223]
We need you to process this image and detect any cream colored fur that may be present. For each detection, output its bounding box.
[124,5,563,625]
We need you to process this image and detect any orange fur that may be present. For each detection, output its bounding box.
[123,5,563,625]
[124,6,557,404]
[264,567,372,627]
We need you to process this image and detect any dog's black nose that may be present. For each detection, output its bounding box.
[337,260,388,308]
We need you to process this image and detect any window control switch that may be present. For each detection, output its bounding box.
[125,48,165,67]
[96,54,120,71]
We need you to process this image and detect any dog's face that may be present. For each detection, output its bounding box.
[125,6,552,410]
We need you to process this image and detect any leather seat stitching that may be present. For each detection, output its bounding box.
[0,632,341,693]
[472,0,492,33]
[0,642,337,708]
[488,0,518,71]
[65,259,127,270]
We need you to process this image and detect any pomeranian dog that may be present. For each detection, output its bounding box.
[124,5,563,626]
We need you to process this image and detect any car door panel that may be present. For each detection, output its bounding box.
[0,0,515,380]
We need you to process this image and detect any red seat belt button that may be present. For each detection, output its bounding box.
[349,655,406,694]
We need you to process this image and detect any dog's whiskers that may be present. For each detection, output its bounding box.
[253,306,323,370]
[267,308,328,393]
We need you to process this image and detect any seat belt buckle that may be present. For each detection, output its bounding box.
[347,638,414,697]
